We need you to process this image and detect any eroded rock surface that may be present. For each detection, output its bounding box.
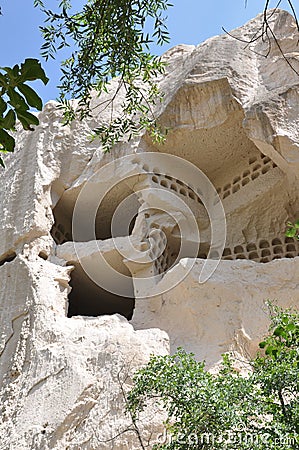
[0,9,298,449]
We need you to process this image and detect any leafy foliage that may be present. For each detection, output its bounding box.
[127,305,299,449]
[286,220,299,240]
[0,59,48,167]
[35,0,172,151]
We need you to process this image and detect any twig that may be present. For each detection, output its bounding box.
[222,1,299,76]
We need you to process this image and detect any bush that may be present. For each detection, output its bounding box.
[127,305,299,449]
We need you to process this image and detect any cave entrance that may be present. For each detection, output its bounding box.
[67,262,135,319]
[50,179,139,320]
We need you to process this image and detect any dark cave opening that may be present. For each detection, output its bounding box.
[67,263,135,320]
[51,186,137,320]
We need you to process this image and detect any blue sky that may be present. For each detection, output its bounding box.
[0,1,292,103]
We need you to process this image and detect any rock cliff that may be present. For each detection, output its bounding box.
[0,9,298,449]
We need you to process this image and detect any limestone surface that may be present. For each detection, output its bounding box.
[0,9,298,449]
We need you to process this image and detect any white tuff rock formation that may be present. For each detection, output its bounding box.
[0,9,298,449]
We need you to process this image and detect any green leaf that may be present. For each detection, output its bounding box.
[286,227,297,238]
[0,129,15,152]
[265,345,274,355]
[2,109,16,130]
[0,97,7,115]
[17,84,43,110]
[7,88,28,111]
[259,341,267,349]
[2,66,18,81]
[16,110,39,130]
[295,220,299,228]
[0,73,8,88]
[34,0,45,7]
[20,59,49,85]
[286,323,296,332]
[273,326,286,337]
